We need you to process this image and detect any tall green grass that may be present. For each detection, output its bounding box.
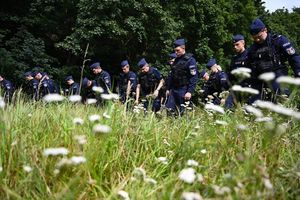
[0,95,300,199]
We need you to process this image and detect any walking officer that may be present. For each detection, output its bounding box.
[89,62,111,94]
[118,60,137,103]
[65,75,80,95]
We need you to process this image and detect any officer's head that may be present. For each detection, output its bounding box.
[82,77,92,88]
[137,58,149,73]
[89,62,102,74]
[168,53,176,65]
[200,69,209,81]
[24,71,33,81]
[121,60,130,74]
[173,39,186,57]
[250,18,267,44]
[232,34,245,53]
[206,58,219,73]
[65,75,74,85]
[34,72,43,80]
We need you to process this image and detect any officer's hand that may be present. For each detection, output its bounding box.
[153,90,159,98]
[184,92,192,100]
[166,90,170,97]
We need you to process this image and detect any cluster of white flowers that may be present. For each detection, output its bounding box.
[231,67,251,78]
[263,178,273,190]
[204,104,224,114]
[56,156,86,168]
[0,97,5,108]
[254,100,300,119]
[179,168,196,184]
[92,86,104,93]
[87,98,97,104]
[276,76,300,85]
[0,166,3,172]
[69,95,82,102]
[258,72,275,82]
[89,114,100,122]
[74,135,87,145]
[118,190,130,200]
[23,165,33,173]
[182,192,203,200]
[43,147,69,156]
[73,117,84,125]
[212,185,231,195]
[200,149,207,154]
[43,94,65,102]
[232,85,259,95]
[101,93,119,100]
[244,105,263,118]
[157,157,168,164]
[103,112,111,119]
[215,120,228,126]
[187,160,199,167]
[92,124,112,134]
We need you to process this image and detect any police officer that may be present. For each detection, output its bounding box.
[23,71,39,100]
[165,39,199,115]
[0,75,14,102]
[65,75,80,95]
[225,34,250,108]
[81,77,98,103]
[42,72,59,94]
[246,18,300,102]
[118,60,137,103]
[135,58,164,112]
[89,62,111,94]
[202,59,229,105]
[228,34,248,84]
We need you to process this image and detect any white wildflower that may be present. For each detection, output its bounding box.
[56,158,72,168]
[187,160,199,167]
[254,100,300,119]
[276,76,300,86]
[212,185,231,195]
[118,190,130,200]
[92,86,104,93]
[23,165,32,173]
[215,120,228,126]
[236,124,247,130]
[103,112,111,119]
[145,178,157,185]
[11,140,17,146]
[53,169,60,175]
[93,124,112,134]
[28,113,32,117]
[74,135,87,145]
[244,105,263,118]
[223,173,232,179]
[88,178,97,185]
[231,67,251,78]
[43,147,69,156]
[133,167,147,180]
[69,95,82,102]
[0,97,5,108]
[255,117,273,122]
[87,98,97,104]
[179,168,196,184]
[88,114,100,122]
[182,192,203,200]
[43,94,64,102]
[70,156,86,165]
[157,157,168,164]
[204,104,224,114]
[258,72,275,82]
[73,117,84,125]
[0,166,2,172]
[197,173,204,182]
[101,93,119,100]
[232,85,259,95]
[263,178,273,190]
[200,149,207,154]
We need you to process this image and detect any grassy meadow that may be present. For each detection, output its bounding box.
[0,93,300,200]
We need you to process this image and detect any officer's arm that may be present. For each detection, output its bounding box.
[104,73,112,89]
[280,36,300,77]
[187,58,199,93]
[153,69,164,93]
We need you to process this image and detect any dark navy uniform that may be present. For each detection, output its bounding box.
[229,49,249,84]
[166,53,199,113]
[81,78,98,103]
[0,78,14,102]
[202,71,229,105]
[65,82,80,95]
[118,71,137,102]
[95,70,111,94]
[138,67,163,112]
[25,79,39,100]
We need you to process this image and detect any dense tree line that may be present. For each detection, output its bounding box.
[0,0,299,88]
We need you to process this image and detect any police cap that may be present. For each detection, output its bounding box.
[206,58,216,69]
[137,58,147,68]
[121,60,129,68]
[250,18,266,35]
[232,34,244,43]
[89,62,101,69]
[173,39,185,48]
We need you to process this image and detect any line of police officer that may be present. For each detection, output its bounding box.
[1,18,300,113]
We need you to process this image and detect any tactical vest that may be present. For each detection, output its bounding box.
[171,53,193,87]
[250,33,283,74]
[139,70,158,93]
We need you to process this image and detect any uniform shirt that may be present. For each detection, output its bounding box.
[202,71,229,97]
[247,33,300,77]
[167,53,199,93]
[229,49,248,83]
[96,70,111,94]
[118,71,137,95]
[137,67,163,95]
[66,82,80,95]
[0,79,14,100]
